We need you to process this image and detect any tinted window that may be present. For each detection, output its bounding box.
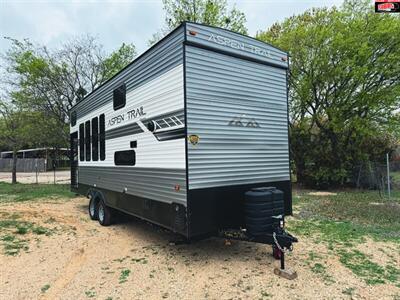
[92,117,99,161]
[85,120,91,161]
[114,150,135,166]
[113,84,126,110]
[99,114,106,161]
[79,124,84,161]
[71,111,77,127]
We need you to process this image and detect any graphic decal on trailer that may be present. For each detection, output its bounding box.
[144,109,185,141]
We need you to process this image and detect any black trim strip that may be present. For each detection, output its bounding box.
[183,23,190,229]
[154,127,185,141]
[105,122,143,140]
[184,40,288,70]
[285,56,293,216]
[141,109,185,129]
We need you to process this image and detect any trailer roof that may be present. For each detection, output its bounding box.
[70,22,288,113]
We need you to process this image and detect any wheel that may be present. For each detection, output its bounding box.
[97,199,113,226]
[272,245,282,260]
[88,196,98,220]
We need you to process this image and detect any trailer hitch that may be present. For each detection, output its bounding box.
[217,214,298,279]
[270,217,298,280]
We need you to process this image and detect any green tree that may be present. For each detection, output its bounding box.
[1,36,136,144]
[149,0,247,45]
[257,0,400,187]
[0,101,38,183]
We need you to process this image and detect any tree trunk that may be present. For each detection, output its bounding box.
[12,148,17,184]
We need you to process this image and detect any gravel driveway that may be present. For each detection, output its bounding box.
[1,197,399,299]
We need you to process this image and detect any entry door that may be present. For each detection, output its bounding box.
[70,132,79,188]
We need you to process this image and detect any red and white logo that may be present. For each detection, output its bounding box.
[378,3,395,10]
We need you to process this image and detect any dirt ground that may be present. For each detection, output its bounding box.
[0,197,399,300]
[0,171,70,184]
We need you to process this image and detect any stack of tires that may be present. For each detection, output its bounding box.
[244,187,284,236]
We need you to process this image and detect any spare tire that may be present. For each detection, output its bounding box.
[244,187,284,236]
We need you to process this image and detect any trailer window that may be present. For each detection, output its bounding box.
[92,117,99,161]
[85,120,91,161]
[114,150,135,166]
[99,114,106,161]
[113,83,126,110]
[70,111,77,127]
[79,124,84,161]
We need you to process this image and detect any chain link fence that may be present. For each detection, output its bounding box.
[351,155,400,199]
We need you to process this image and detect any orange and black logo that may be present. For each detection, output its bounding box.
[188,135,199,145]
[375,1,400,13]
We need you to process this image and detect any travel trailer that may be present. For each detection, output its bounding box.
[69,22,293,244]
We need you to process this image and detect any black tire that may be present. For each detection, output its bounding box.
[97,199,113,226]
[88,196,98,220]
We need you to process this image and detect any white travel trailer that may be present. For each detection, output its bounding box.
[69,22,293,245]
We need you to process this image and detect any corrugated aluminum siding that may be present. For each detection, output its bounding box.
[71,26,185,119]
[185,45,290,189]
[79,167,186,205]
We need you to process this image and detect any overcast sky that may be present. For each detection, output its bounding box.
[0,0,344,56]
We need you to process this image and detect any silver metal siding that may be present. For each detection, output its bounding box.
[71,26,185,119]
[79,167,187,205]
[186,45,290,189]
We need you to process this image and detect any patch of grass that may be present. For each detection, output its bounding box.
[0,214,56,255]
[1,234,15,242]
[260,290,272,299]
[85,289,96,298]
[32,226,52,235]
[0,182,75,203]
[119,269,131,284]
[310,262,325,274]
[15,225,29,235]
[41,284,50,293]
[304,251,335,284]
[290,189,400,244]
[291,188,400,285]
[338,249,399,285]
[296,189,400,227]
[3,237,29,256]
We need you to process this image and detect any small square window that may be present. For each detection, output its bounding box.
[113,84,126,110]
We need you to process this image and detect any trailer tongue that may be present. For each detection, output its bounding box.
[219,187,298,279]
